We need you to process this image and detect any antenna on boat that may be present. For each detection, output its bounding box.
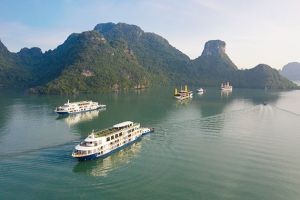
[90,129,95,138]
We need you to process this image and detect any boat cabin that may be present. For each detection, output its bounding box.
[113,121,134,130]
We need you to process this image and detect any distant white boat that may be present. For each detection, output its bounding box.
[220,82,233,91]
[54,100,106,115]
[197,88,204,93]
[197,88,204,92]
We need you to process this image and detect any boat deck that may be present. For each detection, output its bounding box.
[94,123,140,137]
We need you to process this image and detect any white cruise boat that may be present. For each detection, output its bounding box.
[72,121,154,161]
[54,100,106,115]
[220,82,233,91]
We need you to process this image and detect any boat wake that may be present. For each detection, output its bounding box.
[0,141,77,160]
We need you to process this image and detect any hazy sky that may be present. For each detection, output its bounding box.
[0,0,299,69]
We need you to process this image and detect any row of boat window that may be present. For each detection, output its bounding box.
[128,129,134,133]
[74,150,95,155]
[106,128,135,142]
[81,141,103,147]
[78,103,92,106]
[106,132,123,141]
[109,134,132,144]
[76,147,104,155]
[109,138,132,150]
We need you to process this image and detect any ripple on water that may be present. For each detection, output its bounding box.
[2,103,300,199]
[149,104,300,199]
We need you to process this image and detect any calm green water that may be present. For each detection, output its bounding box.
[1,87,300,199]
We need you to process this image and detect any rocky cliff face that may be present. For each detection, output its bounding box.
[0,40,7,53]
[0,23,298,92]
[200,40,237,70]
[201,40,226,56]
[192,39,238,77]
[281,62,300,81]
[94,23,144,41]
[0,40,17,70]
[94,22,190,84]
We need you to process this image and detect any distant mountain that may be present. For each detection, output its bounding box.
[34,31,150,94]
[190,40,238,85]
[0,40,36,88]
[234,64,297,89]
[0,40,16,82]
[280,62,300,81]
[0,23,298,93]
[193,40,238,71]
[94,22,190,83]
[189,40,296,89]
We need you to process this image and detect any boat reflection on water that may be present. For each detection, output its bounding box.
[221,90,232,97]
[198,91,204,95]
[72,142,142,177]
[175,98,191,106]
[57,109,105,126]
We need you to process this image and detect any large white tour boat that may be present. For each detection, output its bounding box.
[54,100,106,115]
[72,121,154,161]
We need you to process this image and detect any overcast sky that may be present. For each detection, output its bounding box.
[0,0,299,69]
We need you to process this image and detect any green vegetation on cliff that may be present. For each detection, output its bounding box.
[189,40,297,89]
[0,23,297,93]
[234,64,297,89]
[94,22,191,84]
[35,31,149,94]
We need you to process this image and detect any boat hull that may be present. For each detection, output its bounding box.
[75,134,144,161]
[221,88,233,91]
[175,95,192,100]
[55,106,106,115]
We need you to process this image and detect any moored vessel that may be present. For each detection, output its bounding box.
[72,121,152,161]
[197,88,204,93]
[174,85,193,100]
[54,100,106,115]
[220,82,233,91]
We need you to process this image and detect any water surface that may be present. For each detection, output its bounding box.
[1,87,300,199]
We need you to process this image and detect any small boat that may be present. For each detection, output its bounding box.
[174,85,193,100]
[141,127,154,135]
[54,100,106,115]
[197,88,204,93]
[221,82,233,91]
[72,121,152,161]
